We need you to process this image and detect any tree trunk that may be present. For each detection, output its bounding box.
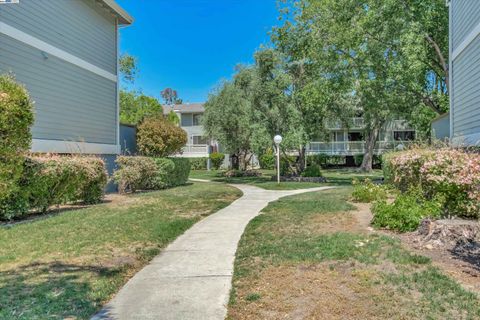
[296,146,306,174]
[359,127,380,172]
[230,153,239,170]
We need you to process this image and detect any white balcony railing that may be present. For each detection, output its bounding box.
[181,144,209,155]
[325,118,414,131]
[307,141,413,155]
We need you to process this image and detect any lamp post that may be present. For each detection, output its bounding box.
[274,135,283,184]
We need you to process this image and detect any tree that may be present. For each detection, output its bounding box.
[137,116,187,157]
[161,88,183,105]
[274,0,448,171]
[203,76,255,170]
[120,91,163,125]
[119,54,138,84]
[166,110,180,125]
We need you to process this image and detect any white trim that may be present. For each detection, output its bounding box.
[449,1,454,140]
[32,139,120,155]
[100,0,133,25]
[115,19,120,148]
[452,132,480,147]
[451,19,480,61]
[0,22,117,82]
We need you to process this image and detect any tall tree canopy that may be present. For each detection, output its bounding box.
[273,0,449,171]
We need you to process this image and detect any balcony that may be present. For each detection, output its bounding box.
[307,141,413,155]
[326,118,365,129]
[175,144,210,158]
[325,118,414,131]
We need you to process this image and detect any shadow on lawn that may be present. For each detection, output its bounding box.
[0,261,123,319]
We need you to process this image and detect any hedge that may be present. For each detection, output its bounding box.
[114,156,191,193]
[383,148,480,219]
[0,74,34,211]
[0,155,107,220]
[189,157,208,170]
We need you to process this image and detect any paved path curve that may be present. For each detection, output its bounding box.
[93,184,333,320]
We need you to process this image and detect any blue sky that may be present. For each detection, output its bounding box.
[116,0,279,103]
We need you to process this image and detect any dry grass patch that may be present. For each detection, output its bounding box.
[228,188,480,320]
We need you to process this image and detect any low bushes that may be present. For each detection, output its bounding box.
[372,190,443,232]
[352,178,387,203]
[210,152,225,170]
[259,151,275,170]
[223,169,261,178]
[307,154,345,168]
[1,155,107,220]
[383,148,480,218]
[189,157,208,170]
[114,156,191,193]
[301,164,322,177]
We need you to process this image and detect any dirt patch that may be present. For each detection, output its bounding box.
[229,262,409,320]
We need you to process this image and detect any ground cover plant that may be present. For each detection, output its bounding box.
[0,182,242,319]
[351,178,387,203]
[228,188,480,319]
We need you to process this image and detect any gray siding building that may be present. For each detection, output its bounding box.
[0,0,132,159]
[449,0,480,146]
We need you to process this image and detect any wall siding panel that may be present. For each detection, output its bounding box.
[0,34,117,144]
[0,0,116,73]
[452,0,480,50]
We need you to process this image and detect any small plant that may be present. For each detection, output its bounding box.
[301,164,322,177]
[351,178,387,203]
[209,152,225,170]
[245,293,261,302]
[371,189,444,232]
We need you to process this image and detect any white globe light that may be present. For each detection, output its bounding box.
[274,135,283,145]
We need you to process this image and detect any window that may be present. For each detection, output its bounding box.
[394,131,415,141]
[193,113,203,126]
[192,136,208,145]
[348,132,363,141]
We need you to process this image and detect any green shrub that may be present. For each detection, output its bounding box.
[354,155,364,166]
[372,190,443,232]
[137,116,187,157]
[114,156,190,193]
[0,155,107,220]
[114,156,158,193]
[210,152,225,170]
[223,170,261,178]
[259,151,275,169]
[301,164,322,177]
[307,154,328,167]
[0,74,34,208]
[351,178,387,203]
[189,157,208,170]
[383,148,480,218]
[167,158,191,186]
[280,155,296,176]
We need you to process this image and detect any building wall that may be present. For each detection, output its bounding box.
[450,0,480,145]
[0,0,119,154]
[432,113,450,141]
[119,124,137,155]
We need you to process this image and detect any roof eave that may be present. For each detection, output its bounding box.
[101,0,133,25]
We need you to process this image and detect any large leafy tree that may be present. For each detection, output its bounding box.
[274,0,448,171]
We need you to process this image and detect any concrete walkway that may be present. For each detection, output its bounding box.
[92,184,333,320]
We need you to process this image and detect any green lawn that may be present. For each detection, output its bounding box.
[190,168,384,188]
[0,182,242,320]
[228,187,480,319]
